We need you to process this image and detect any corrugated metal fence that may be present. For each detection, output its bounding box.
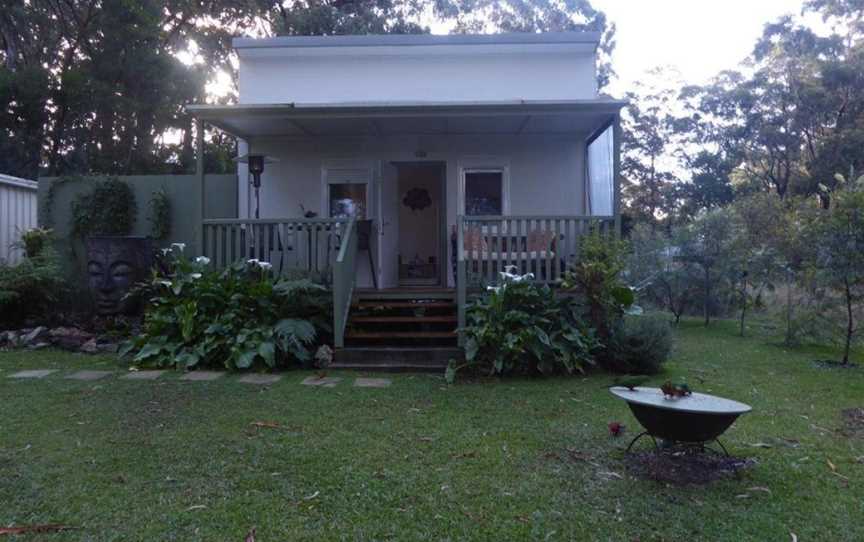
[0,174,38,265]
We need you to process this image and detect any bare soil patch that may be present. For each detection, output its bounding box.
[840,408,864,438]
[626,448,755,486]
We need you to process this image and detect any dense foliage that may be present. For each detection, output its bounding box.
[122,246,332,371]
[71,176,137,238]
[449,267,599,382]
[0,248,66,328]
[607,315,674,375]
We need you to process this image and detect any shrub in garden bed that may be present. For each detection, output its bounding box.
[448,267,600,382]
[0,247,67,328]
[607,315,674,375]
[121,245,332,370]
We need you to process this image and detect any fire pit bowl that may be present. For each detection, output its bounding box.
[610,387,752,454]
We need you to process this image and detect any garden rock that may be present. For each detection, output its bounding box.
[0,330,19,348]
[48,327,94,351]
[80,339,100,354]
[20,326,49,346]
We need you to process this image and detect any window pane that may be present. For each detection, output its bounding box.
[329,183,367,218]
[587,125,614,216]
[464,171,503,216]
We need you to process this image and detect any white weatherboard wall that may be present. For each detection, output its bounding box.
[0,174,38,265]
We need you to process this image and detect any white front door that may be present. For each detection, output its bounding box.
[378,161,399,288]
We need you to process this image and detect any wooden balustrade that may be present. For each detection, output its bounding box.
[456,214,617,345]
[202,218,348,275]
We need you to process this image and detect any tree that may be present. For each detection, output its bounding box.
[677,208,735,326]
[621,76,681,229]
[811,173,864,364]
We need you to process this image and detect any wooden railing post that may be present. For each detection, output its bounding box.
[457,215,467,347]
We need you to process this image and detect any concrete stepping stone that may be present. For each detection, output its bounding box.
[121,370,165,381]
[179,371,224,382]
[301,376,342,388]
[239,374,282,385]
[65,370,113,381]
[8,369,57,379]
[354,377,392,388]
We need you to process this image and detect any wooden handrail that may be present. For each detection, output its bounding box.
[333,215,358,348]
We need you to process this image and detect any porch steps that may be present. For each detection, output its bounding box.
[336,289,461,371]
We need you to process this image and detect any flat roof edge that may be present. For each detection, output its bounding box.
[0,173,37,190]
[232,32,602,50]
[186,99,627,117]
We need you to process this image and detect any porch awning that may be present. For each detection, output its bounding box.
[186,99,625,139]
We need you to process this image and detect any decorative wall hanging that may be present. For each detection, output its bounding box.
[402,187,432,212]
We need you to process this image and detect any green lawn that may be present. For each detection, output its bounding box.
[1,319,862,541]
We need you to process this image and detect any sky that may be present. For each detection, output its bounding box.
[585,0,813,95]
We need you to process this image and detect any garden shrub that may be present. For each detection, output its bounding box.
[448,267,599,382]
[122,246,332,370]
[607,315,674,375]
[0,248,67,328]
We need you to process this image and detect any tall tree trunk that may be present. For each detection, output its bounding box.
[843,276,854,365]
[785,271,795,346]
[739,278,748,337]
[704,268,711,327]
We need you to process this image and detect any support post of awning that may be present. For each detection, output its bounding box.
[613,111,622,237]
[196,118,205,256]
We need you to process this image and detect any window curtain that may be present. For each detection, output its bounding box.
[587,125,614,216]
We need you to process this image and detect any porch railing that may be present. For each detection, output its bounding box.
[202,218,348,275]
[333,215,358,348]
[456,214,617,345]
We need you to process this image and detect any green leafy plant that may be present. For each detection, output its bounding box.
[560,229,636,372]
[14,227,53,258]
[71,176,137,238]
[607,315,674,375]
[121,247,332,371]
[148,187,171,240]
[448,267,599,383]
[0,248,67,327]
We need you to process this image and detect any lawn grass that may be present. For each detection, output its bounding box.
[1,318,862,541]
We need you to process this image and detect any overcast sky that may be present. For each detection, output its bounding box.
[589,0,812,95]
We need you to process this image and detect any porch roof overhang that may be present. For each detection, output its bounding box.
[186,99,626,140]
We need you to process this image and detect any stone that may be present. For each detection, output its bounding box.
[28,342,51,350]
[239,374,282,385]
[0,330,19,347]
[20,326,48,346]
[121,370,165,380]
[353,377,392,388]
[8,369,57,379]
[80,339,100,354]
[179,371,225,382]
[301,376,342,388]
[65,370,113,381]
[96,342,119,353]
[49,327,94,351]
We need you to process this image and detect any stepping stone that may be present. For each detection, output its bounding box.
[301,376,342,388]
[8,369,57,379]
[121,370,165,381]
[354,377,392,388]
[65,370,113,381]
[239,374,282,385]
[179,371,225,382]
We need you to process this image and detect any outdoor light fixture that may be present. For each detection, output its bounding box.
[234,153,277,219]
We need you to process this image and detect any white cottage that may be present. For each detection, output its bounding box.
[189,32,623,362]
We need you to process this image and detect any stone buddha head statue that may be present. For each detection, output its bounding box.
[86,237,153,315]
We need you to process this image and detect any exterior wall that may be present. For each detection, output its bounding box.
[38,174,237,287]
[0,174,38,265]
[240,133,588,286]
[238,51,597,105]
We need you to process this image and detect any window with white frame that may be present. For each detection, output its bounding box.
[328,183,367,218]
[463,169,505,216]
